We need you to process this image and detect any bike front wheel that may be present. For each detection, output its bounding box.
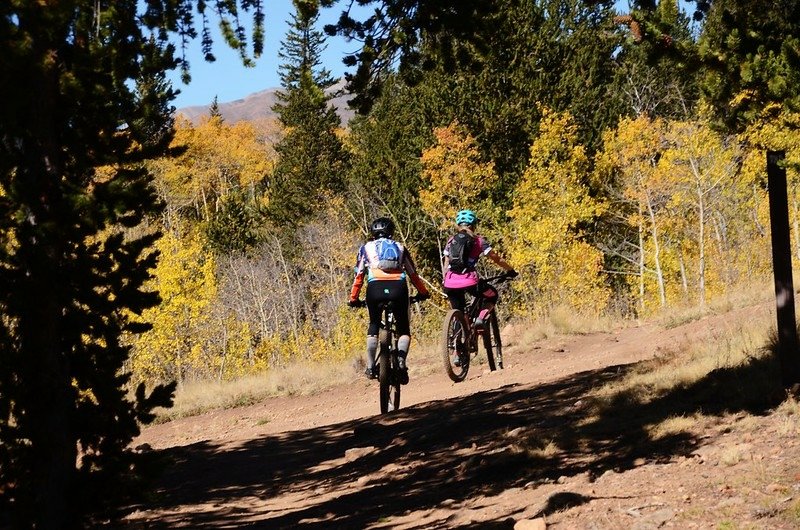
[378,330,401,413]
[482,311,503,370]
[442,309,470,382]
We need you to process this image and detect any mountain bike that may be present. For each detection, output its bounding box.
[441,273,514,383]
[355,295,424,414]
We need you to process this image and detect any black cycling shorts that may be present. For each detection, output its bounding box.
[366,280,410,336]
[444,282,498,312]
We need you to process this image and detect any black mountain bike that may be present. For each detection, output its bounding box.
[442,273,514,383]
[356,295,424,414]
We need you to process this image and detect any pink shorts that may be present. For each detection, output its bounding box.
[443,270,479,289]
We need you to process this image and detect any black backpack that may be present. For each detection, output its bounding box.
[448,231,475,273]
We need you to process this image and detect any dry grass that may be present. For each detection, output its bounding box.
[155,360,360,422]
[589,318,771,412]
[657,280,774,329]
[502,306,619,348]
[647,413,705,441]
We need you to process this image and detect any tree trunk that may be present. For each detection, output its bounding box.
[21,36,76,527]
[645,191,667,307]
[638,214,646,312]
[767,150,800,388]
[697,184,706,307]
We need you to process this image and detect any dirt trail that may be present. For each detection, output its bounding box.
[125,301,800,529]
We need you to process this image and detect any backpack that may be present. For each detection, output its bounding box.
[448,231,475,273]
[373,238,402,271]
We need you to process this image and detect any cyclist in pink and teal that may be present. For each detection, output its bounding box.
[443,209,517,327]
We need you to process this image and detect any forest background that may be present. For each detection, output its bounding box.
[3,0,800,527]
[129,0,798,388]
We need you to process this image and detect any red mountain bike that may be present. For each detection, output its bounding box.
[441,273,514,382]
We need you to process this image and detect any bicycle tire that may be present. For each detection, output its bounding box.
[482,311,503,370]
[378,329,400,413]
[389,352,401,412]
[442,309,470,382]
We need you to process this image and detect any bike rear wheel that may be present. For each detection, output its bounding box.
[378,329,400,413]
[482,311,503,370]
[442,309,470,382]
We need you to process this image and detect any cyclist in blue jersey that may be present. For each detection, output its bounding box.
[349,217,430,384]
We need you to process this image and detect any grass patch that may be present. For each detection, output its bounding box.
[588,317,774,412]
[577,309,786,445]
[647,413,705,441]
[657,280,774,329]
[782,499,800,528]
[154,360,361,422]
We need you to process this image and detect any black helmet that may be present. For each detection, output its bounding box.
[370,217,395,238]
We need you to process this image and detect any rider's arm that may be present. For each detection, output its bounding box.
[349,247,367,302]
[486,249,515,272]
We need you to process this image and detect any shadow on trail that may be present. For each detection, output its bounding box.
[125,350,785,529]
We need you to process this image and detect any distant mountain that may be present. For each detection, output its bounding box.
[175,78,356,125]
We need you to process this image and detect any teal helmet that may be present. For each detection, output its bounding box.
[455,209,478,226]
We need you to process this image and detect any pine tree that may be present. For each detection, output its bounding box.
[697,0,800,130]
[611,0,699,119]
[0,2,265,527]
[414,0,625,183]
[269,2,349,228]
[323,0,498,113]
[209,95,223,120]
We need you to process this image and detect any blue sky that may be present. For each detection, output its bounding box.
[168,1,365,109]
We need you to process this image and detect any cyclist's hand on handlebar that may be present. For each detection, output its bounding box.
[409,293,429,304]
[505,269,519,279]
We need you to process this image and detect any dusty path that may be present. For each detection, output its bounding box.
[125,301,800,529]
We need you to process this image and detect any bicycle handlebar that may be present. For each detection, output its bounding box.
[481,271,518,284]
[349,295,428,309]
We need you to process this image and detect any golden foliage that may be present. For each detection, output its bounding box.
[508,107,609,314]
[420,121,499,230]
[150,116,274,220]
[129,225,217,383]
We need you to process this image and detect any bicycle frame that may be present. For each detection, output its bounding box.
[371,295,423,414]
[464,273,509,327]
[441,273,511,382]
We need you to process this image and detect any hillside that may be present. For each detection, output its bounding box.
[123,300,800,529]
[175,78,356,125]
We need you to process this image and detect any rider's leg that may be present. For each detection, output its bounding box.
[364,284,385,378]
[397,336,410,366]
[444,287,467,311]
[364,335,378,377]
[393,283,411,384]
[474,284,499,327]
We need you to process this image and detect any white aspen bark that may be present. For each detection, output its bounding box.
[698,184,706,307]
[638,212,646,312]
[645,190,667,307]
[711,216,731,289]
[678,250,688,297]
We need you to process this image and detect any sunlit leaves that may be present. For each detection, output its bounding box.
[149,116,273,222]
[508,108,609,314]
[420,121,497,230]
[130,226,217,383]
